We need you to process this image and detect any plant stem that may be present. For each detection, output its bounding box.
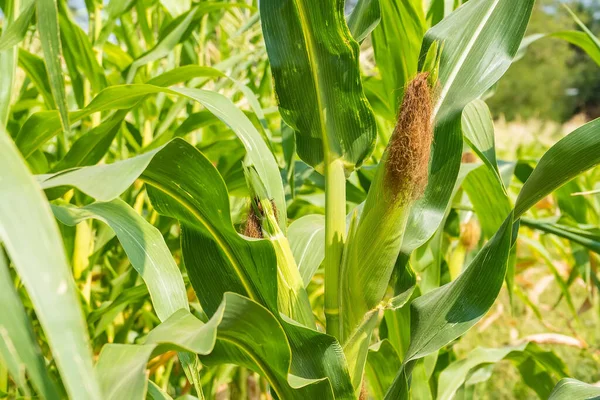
[0,361,7,394]
[324,158,346,339]
[259,197,315,327]
[238,368,247,400]
[178,353,205,400]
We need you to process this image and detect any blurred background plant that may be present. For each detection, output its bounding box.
[487,0,600,122]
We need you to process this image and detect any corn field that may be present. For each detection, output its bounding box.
[0,0,599,399]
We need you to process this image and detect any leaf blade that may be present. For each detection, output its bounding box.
[260,0,376,171]
[0,129,101,399]
[37,0,71,144]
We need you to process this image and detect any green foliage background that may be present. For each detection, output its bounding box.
[488,0,600,122]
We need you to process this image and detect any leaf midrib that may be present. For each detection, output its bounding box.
[293,0,331,161]
[433,0,501,118]
[141,175,261,303]
[219,334,288,398]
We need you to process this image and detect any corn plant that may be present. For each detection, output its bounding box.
[0,0,599,399]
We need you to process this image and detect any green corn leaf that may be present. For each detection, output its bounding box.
[406,215,513,361]
[27,149,50,174]
[143,141,315,329]
[95,0,140,47]
[126,3,252,83]
[288,214,325,286]
[365,340,401,399]
[0,0,31,127]
[515,118,600,218]
[95,293,336,400]
[51,110,128,171]
[347,0,381,43]
[555,181,588,224]
[169,111,220,143]
[438,342,568,400]
[142,140,281,316]
[411,360,434,400]
[0,0,24,126]
[462,162,516,298]
[38,139,279,316]
[278,317,355,400]
[39,145,163,201]
[19,84,286,229]
[427,0,535,125]
[51,66,222,171]
[58,10,107,95]
[51,199,189,321]
[563,5,600,65]
[516,358,559,400]
[0,0,35,51]
[462,99,501,182]
[18,49,56,109]
[96,344,156,400]
[0,128,102,399]
[145,65,225,87]
[342,306,383,392]
[426,0,454,26]
[37,0,71,147]
[516,10,600,72]
[549,378,600,400]
[401,0,535,255]
[0,251,61,399]
[46,153,248,396]
[125,7,199,83]
[372,0,426,112]
[88,284,149,325]
[159,0,190,16]
[260,0,376,172]
[61,31,85,108]
[520,218,600,255]
[190,303,335,399]
[462,165,511,239]
[550,31,600,66]
[282,122,296,196]
[146,65,276,157]
[385,213,514,399]
[40,138,354,399]
[147,381,173,400]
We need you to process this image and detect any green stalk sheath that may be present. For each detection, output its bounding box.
[258,197,315,327]
[0,362,7,394]
[341,192,412,340]
[270,232,316,327]
[324,158,346,339]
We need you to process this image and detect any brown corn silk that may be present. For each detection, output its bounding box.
[462,151,478,163]
[244,201,263,238]
[243,199,280,239]
[460,219,481,251]
[385,72,434,202]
